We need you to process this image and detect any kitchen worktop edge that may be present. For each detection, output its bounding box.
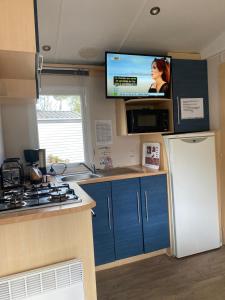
[78,168,168,185]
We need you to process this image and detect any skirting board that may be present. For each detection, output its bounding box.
[95,248,169,272]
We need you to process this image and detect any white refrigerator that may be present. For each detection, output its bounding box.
[164,132,221,258]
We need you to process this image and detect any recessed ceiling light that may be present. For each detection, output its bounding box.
[42,45,51,51]
[150,6,160,16]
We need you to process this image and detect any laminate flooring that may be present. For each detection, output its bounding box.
[96,247,225,300]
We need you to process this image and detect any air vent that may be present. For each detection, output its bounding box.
[10,279,26,299]
[0,259,84,300]
[26,274,41,297]
[0,282,10,300]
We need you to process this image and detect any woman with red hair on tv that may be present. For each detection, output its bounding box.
[148,58,170,97]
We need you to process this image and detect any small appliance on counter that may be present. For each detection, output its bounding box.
[1,158,24,189]
[24,149,47,184]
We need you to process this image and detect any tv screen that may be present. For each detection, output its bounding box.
[105,52,171,99]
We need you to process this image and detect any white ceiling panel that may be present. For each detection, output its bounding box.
[37,0,225,63]
[37,0,63,62]
[39,0,145,63]
[121,0,225,54]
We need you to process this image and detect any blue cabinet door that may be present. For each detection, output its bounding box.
[172,59,209,133]
[81,182,115,266]
[140,175,170,252]
[112,178,143,259]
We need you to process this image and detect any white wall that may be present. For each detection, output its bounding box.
[84,73,141,167]
[207,51,225,130]
[1,103,39,162]
[0,74,141,168]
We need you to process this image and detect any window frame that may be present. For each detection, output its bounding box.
[36,87,91,167]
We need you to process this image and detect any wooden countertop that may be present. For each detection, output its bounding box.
[77,166,168,185]
[0,166,167,225]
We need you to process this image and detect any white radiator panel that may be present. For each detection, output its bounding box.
[0,259,84,300]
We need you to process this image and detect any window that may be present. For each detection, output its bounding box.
[36,95,85,164]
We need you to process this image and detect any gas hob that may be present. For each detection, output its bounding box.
[0,183,81,214]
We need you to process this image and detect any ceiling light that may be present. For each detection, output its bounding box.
[150,6,160,16]
[42,45,51,51]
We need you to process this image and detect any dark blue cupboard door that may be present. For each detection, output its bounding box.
[112,178,143,259]
[140,175,170,252]
[172,59,209,133]
[81,182,115,266]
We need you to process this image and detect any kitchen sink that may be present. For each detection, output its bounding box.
[60,172,102,182]
[60,167,141,182]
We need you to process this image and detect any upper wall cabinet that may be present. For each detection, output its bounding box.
[0,0,36,53]
[172,59,209,133]
[0,0,38,100]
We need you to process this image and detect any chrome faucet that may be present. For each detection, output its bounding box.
[49,163,67,175]
[80,162,96,174]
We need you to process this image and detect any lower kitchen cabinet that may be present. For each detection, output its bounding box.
[81,182,115,266]
[81,174,170,266]
[111,178,143,259]
[140,175,170,252]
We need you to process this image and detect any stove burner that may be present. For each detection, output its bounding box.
[7,200,27,209]
[0,182,81,214]
[49,191,68,202]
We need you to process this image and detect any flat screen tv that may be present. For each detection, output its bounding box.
[105,52,172,99]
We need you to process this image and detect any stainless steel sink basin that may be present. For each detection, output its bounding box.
[59,167,140,182]
[61,172,102,182]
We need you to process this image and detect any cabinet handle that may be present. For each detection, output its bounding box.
[177,96,181,125]
[136,192,141,224]
[38,54,44,71]
[91,209,96,217]
[144,191,149,222]
[107,196,112,231]
[38,70,42,93]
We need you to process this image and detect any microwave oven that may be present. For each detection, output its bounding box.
[126,109,169,133]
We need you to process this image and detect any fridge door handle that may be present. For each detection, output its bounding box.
[144,191,149,222]
[181,137,207,144]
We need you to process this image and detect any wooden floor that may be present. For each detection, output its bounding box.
[96,246,225,300]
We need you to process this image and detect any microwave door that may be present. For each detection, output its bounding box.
[137,113,157,132]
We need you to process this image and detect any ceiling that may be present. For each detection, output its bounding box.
[37,0,225,64]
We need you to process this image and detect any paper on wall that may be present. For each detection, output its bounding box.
[95,120,113,146]
[180,98,204,120]
[142,143,160,170]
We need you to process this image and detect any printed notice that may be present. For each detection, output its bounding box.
[180,98,204,120]
[142,143,160,170]
[96,146,113,169]
[95,120,113,146]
